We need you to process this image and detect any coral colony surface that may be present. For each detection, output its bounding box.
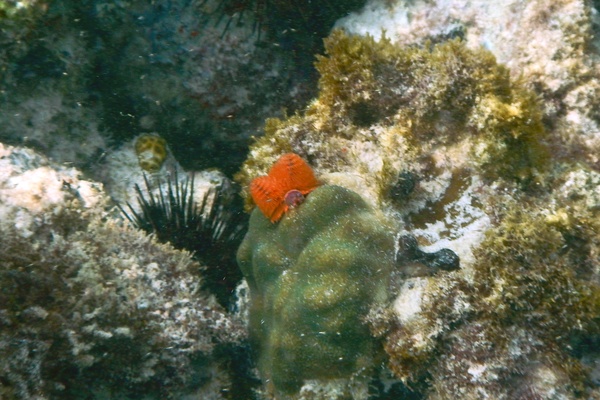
[238,183,396,397]
[1,0,600,399]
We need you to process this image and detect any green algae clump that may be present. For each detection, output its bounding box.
[236,185,395,394]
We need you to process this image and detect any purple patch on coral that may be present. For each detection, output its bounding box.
[284,190,305,208]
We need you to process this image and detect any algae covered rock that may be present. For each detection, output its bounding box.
[373,168,600,398]
[0,143,246,399]
[235,26,600,398]
[235,30,548,268]
[237,30,547,206]
[237,185,395,395]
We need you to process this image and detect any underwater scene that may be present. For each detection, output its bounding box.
[1,0,600,398]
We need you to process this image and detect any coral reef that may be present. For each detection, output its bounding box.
[236,29,546,262]
[0,143,247,399]
[377,181,600,398]
[236,29,547,193]
[0,2,108,170]
[3,0,600,398]
[236,23,600,399]
[326,3,600,396]
[237,184,395,397]
[338,0,600,170]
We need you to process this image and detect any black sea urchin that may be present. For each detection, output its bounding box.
[213,0,364,35]
[205,0,367,58]
[118,171,247,307]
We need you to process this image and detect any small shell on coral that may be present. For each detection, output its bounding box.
[283,189,305,208]
[250,153,320,223]
[134,134,168,172]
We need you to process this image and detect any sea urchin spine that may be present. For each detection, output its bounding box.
[118,171,247,307]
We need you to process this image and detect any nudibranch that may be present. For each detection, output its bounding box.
[250,153,320,223]
[134,134,168,172]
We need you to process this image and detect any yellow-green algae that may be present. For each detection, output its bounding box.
[236,29,548,210]
[234,28,600,399]
[372,171,600,398]
[237,185,395,395]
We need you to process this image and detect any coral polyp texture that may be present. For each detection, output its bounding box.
[237,184,395,396]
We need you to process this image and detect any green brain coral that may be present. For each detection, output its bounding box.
[236,185,395,395]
